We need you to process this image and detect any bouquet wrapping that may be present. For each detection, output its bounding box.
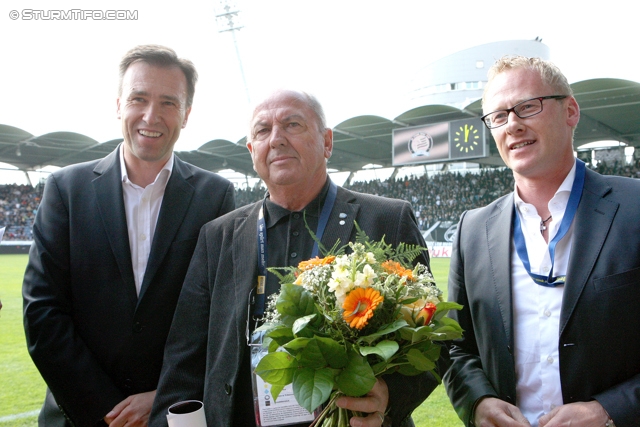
[255,226,462,426]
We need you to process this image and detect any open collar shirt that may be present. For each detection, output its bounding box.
[119,145,174,296]
[511,160,577,426]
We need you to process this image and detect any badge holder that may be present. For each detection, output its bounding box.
[247,300,320,426]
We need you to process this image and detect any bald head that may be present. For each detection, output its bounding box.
[248,89,326,143]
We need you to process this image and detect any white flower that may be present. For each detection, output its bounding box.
[354,264,377,288]
[334,254,350,269]
[366,252,376,264]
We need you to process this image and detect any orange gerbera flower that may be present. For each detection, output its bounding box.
[381,260,413,280]
[298,255,336,271]
[342,287,384,330]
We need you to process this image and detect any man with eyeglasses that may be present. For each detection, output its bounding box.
[444,55,640,427]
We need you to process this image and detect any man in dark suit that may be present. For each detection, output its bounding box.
[23,45,235,427]
[444,55,640,427]
[150,89,443,427]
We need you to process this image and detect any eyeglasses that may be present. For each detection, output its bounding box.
[480,95,568,129]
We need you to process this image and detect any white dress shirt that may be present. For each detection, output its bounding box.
[511,161,577,426]
[120,145,174,296]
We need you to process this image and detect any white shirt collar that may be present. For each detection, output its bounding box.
[119,144,174,187]
[514,159,577,215]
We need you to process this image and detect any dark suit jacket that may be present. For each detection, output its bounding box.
[150,186,444,427]
[23,147,235,427]
[444,167,640,427]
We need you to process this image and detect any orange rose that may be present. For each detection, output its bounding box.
[415,302,437,327]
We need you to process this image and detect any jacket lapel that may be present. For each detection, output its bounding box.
[486,194,515,349]
[233,204,261,349]
[138,156,195,301]
[560,170,618,334]
[92,147,138,308]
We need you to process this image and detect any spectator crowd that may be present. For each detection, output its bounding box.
[1,161,638,241]
[1,183,43,240]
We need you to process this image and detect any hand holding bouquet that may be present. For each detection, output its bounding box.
[255,226,462,426]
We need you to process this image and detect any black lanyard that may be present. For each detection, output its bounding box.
[513,160,585,287]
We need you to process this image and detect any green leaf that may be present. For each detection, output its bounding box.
[336,349,376,396]
[406,348,435,372]
[297,339,328,369]
[400,297,420,305]
[398,324,434,344]
[277,284,316,325]
[266,326,294,347]
[433,301,463,321]
[283,337,312,352]
[270,383,285,402]
[431,317,464,340]
[423,343,441,361]
[292,367,334,413]
[268,337,281,352]
[292,313,317,338]
[370,359,391,376]
[255,352,297,385]
[359,340,399,361]
[399,326,416,341]
[358,319,408,345]
[397,363,422,376]
[315,336,348,369]
[410,325,434,343]
[430,326,464,340]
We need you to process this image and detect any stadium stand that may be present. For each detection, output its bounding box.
[1,161,638,243]
[1,182,43,241]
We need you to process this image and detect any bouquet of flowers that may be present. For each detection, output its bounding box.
[255,225,462,426]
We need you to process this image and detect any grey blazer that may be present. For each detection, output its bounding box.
[151,186,444,427]
[444,166,640,427]
[23,147,235,427]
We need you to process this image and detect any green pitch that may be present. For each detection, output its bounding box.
[0,255,461,427]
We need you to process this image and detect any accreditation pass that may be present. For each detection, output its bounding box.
[254,371,316,426]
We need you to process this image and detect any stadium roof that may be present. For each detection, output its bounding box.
[2,78,639,177]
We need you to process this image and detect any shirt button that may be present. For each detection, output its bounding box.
[544,309,551,317]
[293,213,300,219]
[292,231,299,237]
[523,207,529,213]
[140,234,147,241]
[291,252,298,258]
[547,356,554,364]
[543,266,550,273]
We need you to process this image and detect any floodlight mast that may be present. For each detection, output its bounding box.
[214,0,251,104]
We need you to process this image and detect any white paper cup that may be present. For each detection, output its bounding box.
[167,400,207,427]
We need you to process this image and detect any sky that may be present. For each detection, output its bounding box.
[1,0,639,185]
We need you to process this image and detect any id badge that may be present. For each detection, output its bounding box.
[250,331,320,426]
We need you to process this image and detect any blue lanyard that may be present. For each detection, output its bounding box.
[253,180,337,317]
[513,160,585,287]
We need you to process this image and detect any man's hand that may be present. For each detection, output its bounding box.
[335,378,389,427]
[104,390,156,427]
[538,401,610,427]
[474,397,532,427]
